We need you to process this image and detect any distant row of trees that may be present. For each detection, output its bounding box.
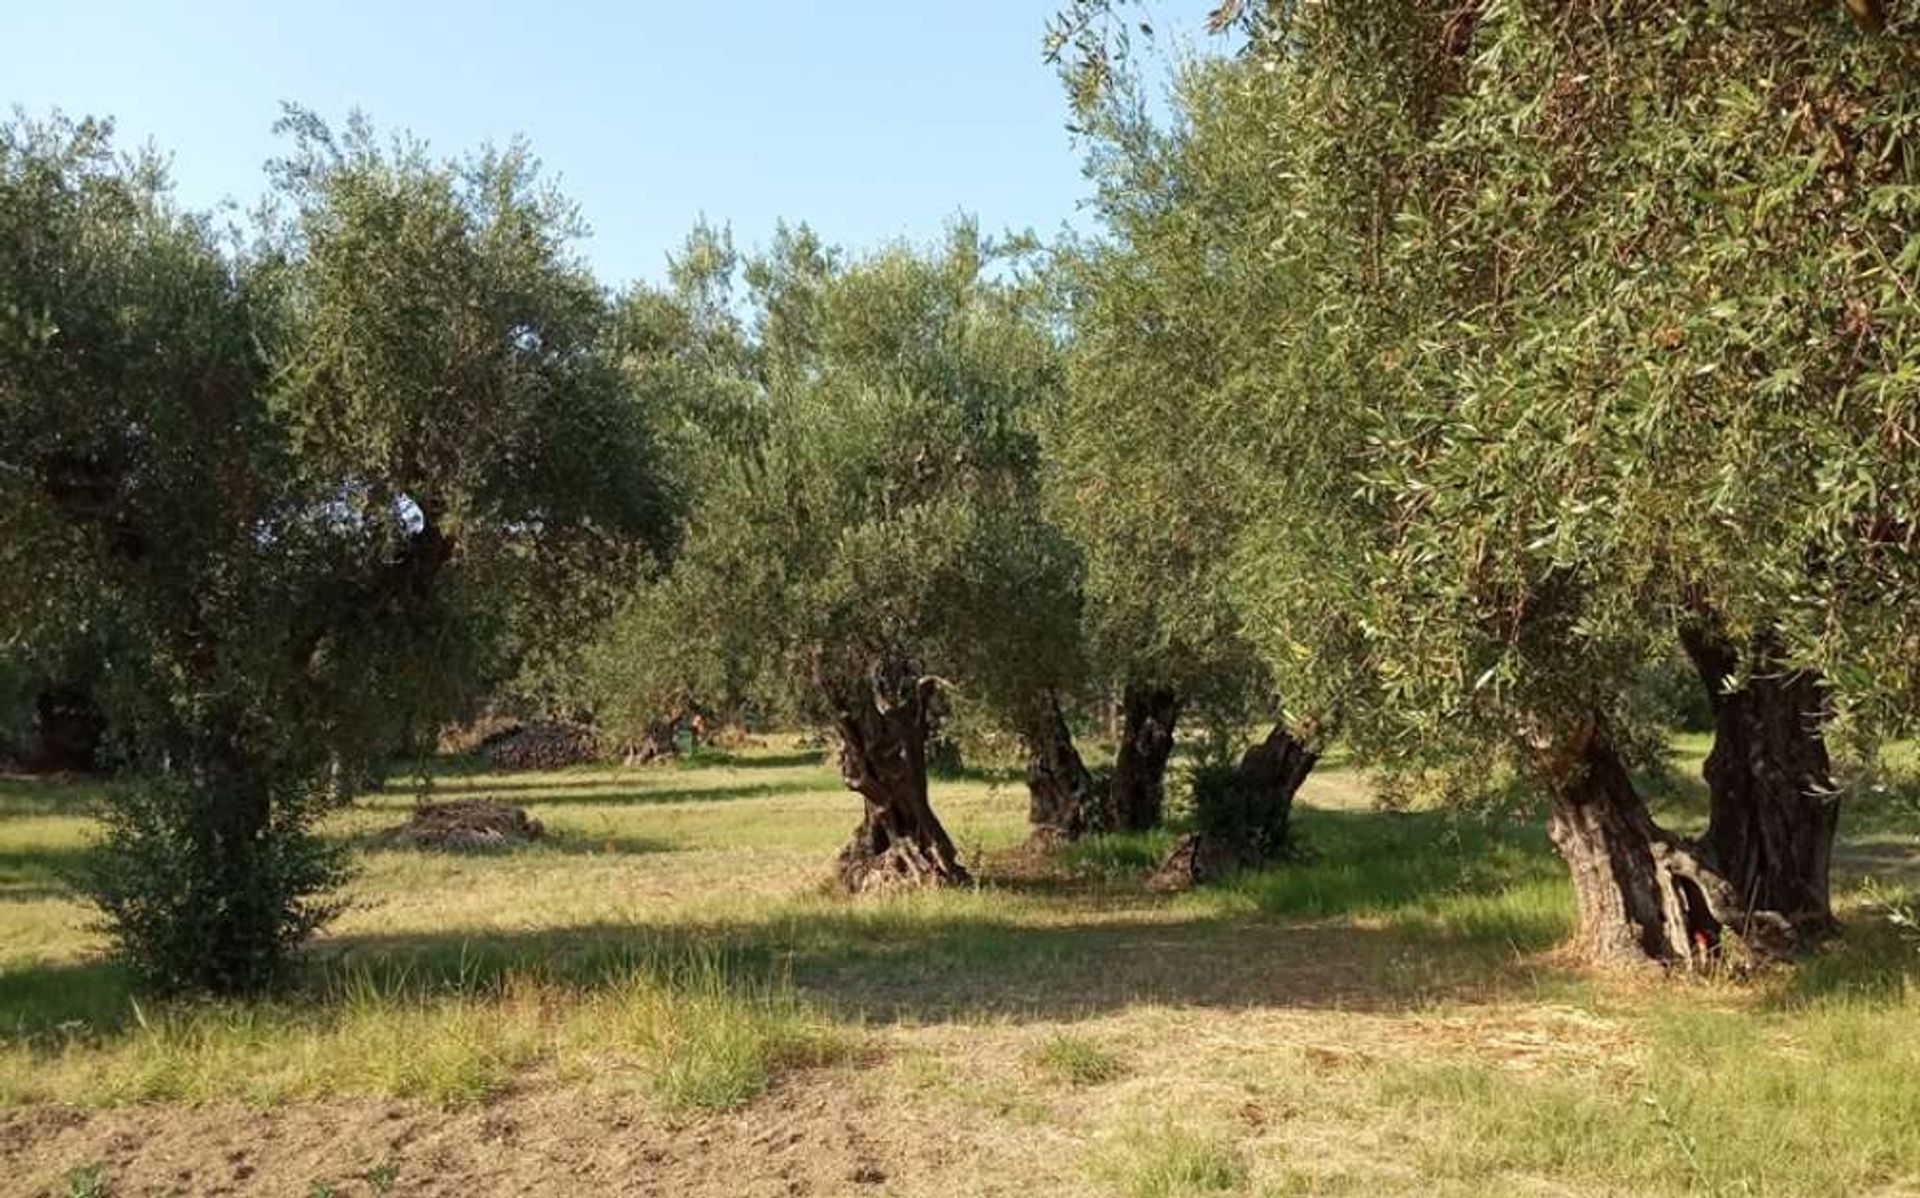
[2,0,1914,991]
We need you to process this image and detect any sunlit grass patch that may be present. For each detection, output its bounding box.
[1058,829,1182,878]
[565,951,846,1109]
[1087,1112,1246,1198]
[1029,1030,1127,1085]
[0,946,844,1110]
[1370,988,1920,1197]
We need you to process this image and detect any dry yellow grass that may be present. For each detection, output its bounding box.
[1,738,1917,1197]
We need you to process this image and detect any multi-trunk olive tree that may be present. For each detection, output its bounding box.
[0,111,672,992]
[1046,50,1331,866]
[1057,0,1916,961]
[1306,0,1914,964]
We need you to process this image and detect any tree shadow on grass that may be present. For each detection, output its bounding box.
[677,749,830,772]
[340,828,679,859]
[0,845,92,903]
[369,777,834,809]
[0,776,111,820]
[0,802,1590,1040]
[0,908,1564,1044]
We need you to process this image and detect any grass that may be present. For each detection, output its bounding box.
[0,946,839,1110]
[60,1163,110,1198]
[1030,1031,1128,1085]
[1088,1114,1246,1198]
[1,736,1917,1196]
[1370,995,1920,1197]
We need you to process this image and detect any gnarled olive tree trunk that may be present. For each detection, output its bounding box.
[1679,625,1839,937]
[1151,722,1317,891]
[819,658,968,892]
[1106,683,1179,831]
[1024,691,1097,843]
[1534,719,1792,968]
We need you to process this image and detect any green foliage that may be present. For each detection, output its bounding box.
[60,1163,111,1198]
[0,110,673,992]
[598,221,1086,746]
[1063,1,1920,788]
[1046,141,1277,746]
[79,777,348,995]
[1186,760,1289,861]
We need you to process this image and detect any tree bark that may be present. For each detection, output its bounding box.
[1679,625,1839,937]
[820,658,968,892]
[626,712,684,764]
[1535,719,1792,968]
[1024,691,1097,843]
[21,684,105,772]
[1106,683,1179,831]
[1150,723,1316,891]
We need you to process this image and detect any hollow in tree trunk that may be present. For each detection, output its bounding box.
[820,658,968,893]
[1151,722,1316,891]
[1534,719,1793,968]
[1106,683,1179,831]
[1679,625,1839,937]
[1024,691,1097,843]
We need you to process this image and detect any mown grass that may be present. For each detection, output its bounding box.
[1370,990,1920,1198]
[1,739,1917,1196]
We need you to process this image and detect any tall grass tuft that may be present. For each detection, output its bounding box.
[1088,1114,1245,1198]
[0,945,840,1110]
[568,949,843,1109]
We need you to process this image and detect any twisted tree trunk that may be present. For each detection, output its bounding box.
[1024,692,1097,843]
[1534,719,1792,968]
[820,658,968,892]
[1679,625,1839,937]
[1151,722,1316,890]
[1106,683,1179,831]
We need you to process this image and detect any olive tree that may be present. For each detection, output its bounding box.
[1058,0,1916,959]
[0,111,671,991]
[1047,55,1330,866]
[653,224,1082,889]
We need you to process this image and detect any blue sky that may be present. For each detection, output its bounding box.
[6,2,1194,287]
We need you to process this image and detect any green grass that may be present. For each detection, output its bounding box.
[1088,1114,1246,1198]
[1,738,1918,1196]
[59,1162,111,1198]
[1029,1031,1128,1085]
[0,946,842,1110]
[1370,991,1920,1197]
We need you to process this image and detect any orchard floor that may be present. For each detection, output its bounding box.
[2,739,1918,1197]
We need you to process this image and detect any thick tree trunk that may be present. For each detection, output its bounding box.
[1679,626,1839,937]
[1535,720,1792,968]
[1024,692,1097,843]
[1150,723,1316,891]
[1106,683,1179,832]
[626,712,683,764]
[820,659,968,893]
[21,685,105,773]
